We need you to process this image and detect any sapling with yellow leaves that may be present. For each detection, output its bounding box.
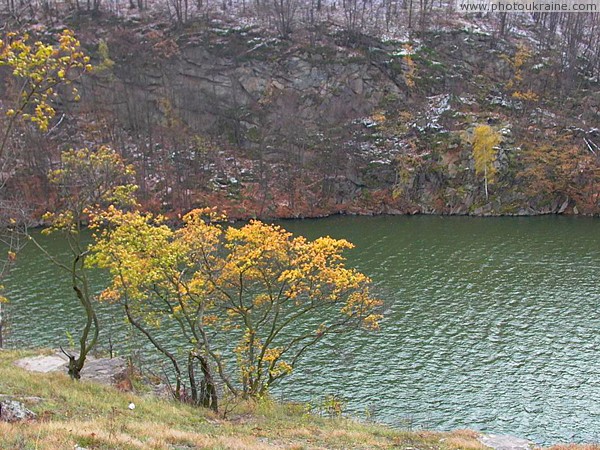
[31,146,136,380]
[472,125,501,201]
[502,44,538,113]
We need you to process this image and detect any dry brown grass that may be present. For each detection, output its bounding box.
[440,429,487,450]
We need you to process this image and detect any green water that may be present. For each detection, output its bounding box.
[4,216,600,444]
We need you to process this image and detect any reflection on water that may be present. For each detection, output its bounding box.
[5,215,600,445]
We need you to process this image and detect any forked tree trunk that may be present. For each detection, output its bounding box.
[64,255,99,380]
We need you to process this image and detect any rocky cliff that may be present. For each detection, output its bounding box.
[6,14,600,218]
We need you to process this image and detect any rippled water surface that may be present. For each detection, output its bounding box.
[4,216,600,444]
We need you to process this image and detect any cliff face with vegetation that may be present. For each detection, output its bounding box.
[5,13,600,218]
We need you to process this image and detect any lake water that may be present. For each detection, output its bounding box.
[4,215,600,445]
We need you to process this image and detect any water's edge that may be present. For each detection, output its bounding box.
[6,216,600,444]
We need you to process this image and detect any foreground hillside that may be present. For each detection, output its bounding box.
[0,350,494,450]
[1,350,597,449]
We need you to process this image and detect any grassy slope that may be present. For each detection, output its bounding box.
[2,351,597,450]
[0,350,489,450]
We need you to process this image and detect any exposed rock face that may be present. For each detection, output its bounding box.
[85,22,598,217]
[0,400,36,422]
[8,19,599,218]
[81,356,128,385]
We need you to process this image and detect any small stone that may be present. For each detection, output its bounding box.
[0,400,36,422]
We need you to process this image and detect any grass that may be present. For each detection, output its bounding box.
[0,349,489,450]
[0,349,594,450]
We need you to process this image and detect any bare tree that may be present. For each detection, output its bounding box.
[272,0,298,37]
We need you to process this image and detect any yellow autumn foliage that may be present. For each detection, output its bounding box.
[503,43,538,104]
[0,29,91,133]
[90,208,382,399]
[472,125,501,200]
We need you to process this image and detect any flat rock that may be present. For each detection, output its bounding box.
[80,357,127,385]
[480,434,533,450]
[14,352,127,385]
[14,354,68,373]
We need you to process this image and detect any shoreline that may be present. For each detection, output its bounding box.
[1,348,596,449]
[21,209,600,230]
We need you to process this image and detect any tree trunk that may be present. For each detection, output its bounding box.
[188,352,199,404]
[484,166,489,200]
[124,302,182,400]
[499,12,507,36]
[67,263,99,380]
[0,302,4,349]
[198,355,218,411]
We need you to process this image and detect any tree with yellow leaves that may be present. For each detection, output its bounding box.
[0,29,91,349]
[472,125,501,201]
[503,43,538,113]
[30,146,136,380]
[89,207,382,408]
